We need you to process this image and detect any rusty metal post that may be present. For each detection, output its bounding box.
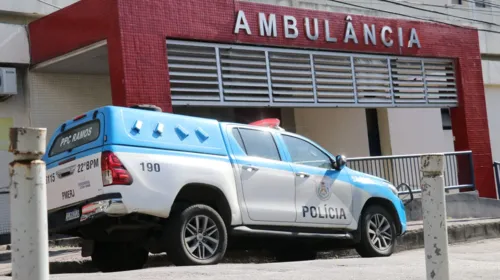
[9,127,48,280]
[420,154,449,280]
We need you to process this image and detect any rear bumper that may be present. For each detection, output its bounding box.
[48,193,127,233]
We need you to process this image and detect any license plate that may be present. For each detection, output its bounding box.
[65,209,80,222]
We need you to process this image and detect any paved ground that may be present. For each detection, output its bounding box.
[0,238,499,280]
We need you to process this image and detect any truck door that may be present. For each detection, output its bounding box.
[279,134,353,226]
[228,127,296,223]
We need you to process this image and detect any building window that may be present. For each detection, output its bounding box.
[366,109,382,156]
[451,0,462,4]
[441,108,452,130]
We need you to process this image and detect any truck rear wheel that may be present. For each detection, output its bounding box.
[165,204,228,266]
[91,241,149,272]
[355,205,396,258]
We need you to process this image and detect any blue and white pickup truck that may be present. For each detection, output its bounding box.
[43,105,408,272]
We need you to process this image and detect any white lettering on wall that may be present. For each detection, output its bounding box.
[398,27,404,47]
[324,20,337,42]
[344,16,358,44]
[363,24,376,45]
[232,11,422,49]
[234,10,252,35]
[284,15,298,39]
[305,17,319,40]
[381,26,393,47]
[408,28,421,48]
[259,12,277,37]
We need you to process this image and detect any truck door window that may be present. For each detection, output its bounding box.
[282,135,332,169]
[235,128,281,161]
[232,128,246,152]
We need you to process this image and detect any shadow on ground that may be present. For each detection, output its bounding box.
[47,249,359,275]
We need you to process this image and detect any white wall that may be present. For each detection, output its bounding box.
[293,108,370,157]
[381,108,450,155]
[0,69,30,189]
[0,0,79,15]
[0,24,29,64]
[292,107,451,158]
[482,60,500,85]
[0,69,30,234]
[443,130,455,152]
[27,72,112,140]
[485,86,500,162]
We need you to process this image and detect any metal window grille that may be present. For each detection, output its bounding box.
[167,40,458,108]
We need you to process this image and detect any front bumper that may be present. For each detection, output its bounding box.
[48,193,128,233]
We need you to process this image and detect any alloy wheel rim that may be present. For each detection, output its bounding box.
[183,215,219,260]
[368,214,393,251]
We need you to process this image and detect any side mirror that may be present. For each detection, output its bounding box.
[335,155,347,170]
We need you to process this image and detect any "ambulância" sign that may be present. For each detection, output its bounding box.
[233,10,421,49]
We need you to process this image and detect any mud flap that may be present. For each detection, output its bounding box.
[81,239,94,257]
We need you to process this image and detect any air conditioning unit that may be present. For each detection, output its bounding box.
[0,68,17,96]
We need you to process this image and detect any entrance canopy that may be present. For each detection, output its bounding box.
[31,40,108,75]
[26,0,495,198]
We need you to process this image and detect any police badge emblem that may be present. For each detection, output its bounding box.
[316,179,332,201]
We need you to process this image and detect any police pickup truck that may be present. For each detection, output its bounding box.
[43,105,409,272]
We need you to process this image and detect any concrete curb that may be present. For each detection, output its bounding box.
[395,219,500,253]
[1,219,500,276]
[316,219,500,259]
[49,237,82,248]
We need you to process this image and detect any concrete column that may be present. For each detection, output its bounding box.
[108,34,173,112]
[9,127,48,280]
[421,154,450,280]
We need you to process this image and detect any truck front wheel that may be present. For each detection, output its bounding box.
[91,241,149,272]
[165,204,228,266]
[355,205,396,258]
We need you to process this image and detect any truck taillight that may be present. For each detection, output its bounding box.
[101,151,133,186]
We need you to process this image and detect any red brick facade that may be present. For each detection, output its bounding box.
[28,0,496,198]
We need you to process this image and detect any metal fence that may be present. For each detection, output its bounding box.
[347,151,475,194]
[0,190,10,245]
[494,161,500,199]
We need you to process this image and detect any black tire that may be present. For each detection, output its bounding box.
[91,241,149,272]
[355,205,397,258]
[165,204,228,266]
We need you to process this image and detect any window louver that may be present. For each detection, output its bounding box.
[220,48,269,102]
[167,40,458,107]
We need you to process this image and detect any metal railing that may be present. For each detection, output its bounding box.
[347,151,475,194]
[494,161,500,199]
